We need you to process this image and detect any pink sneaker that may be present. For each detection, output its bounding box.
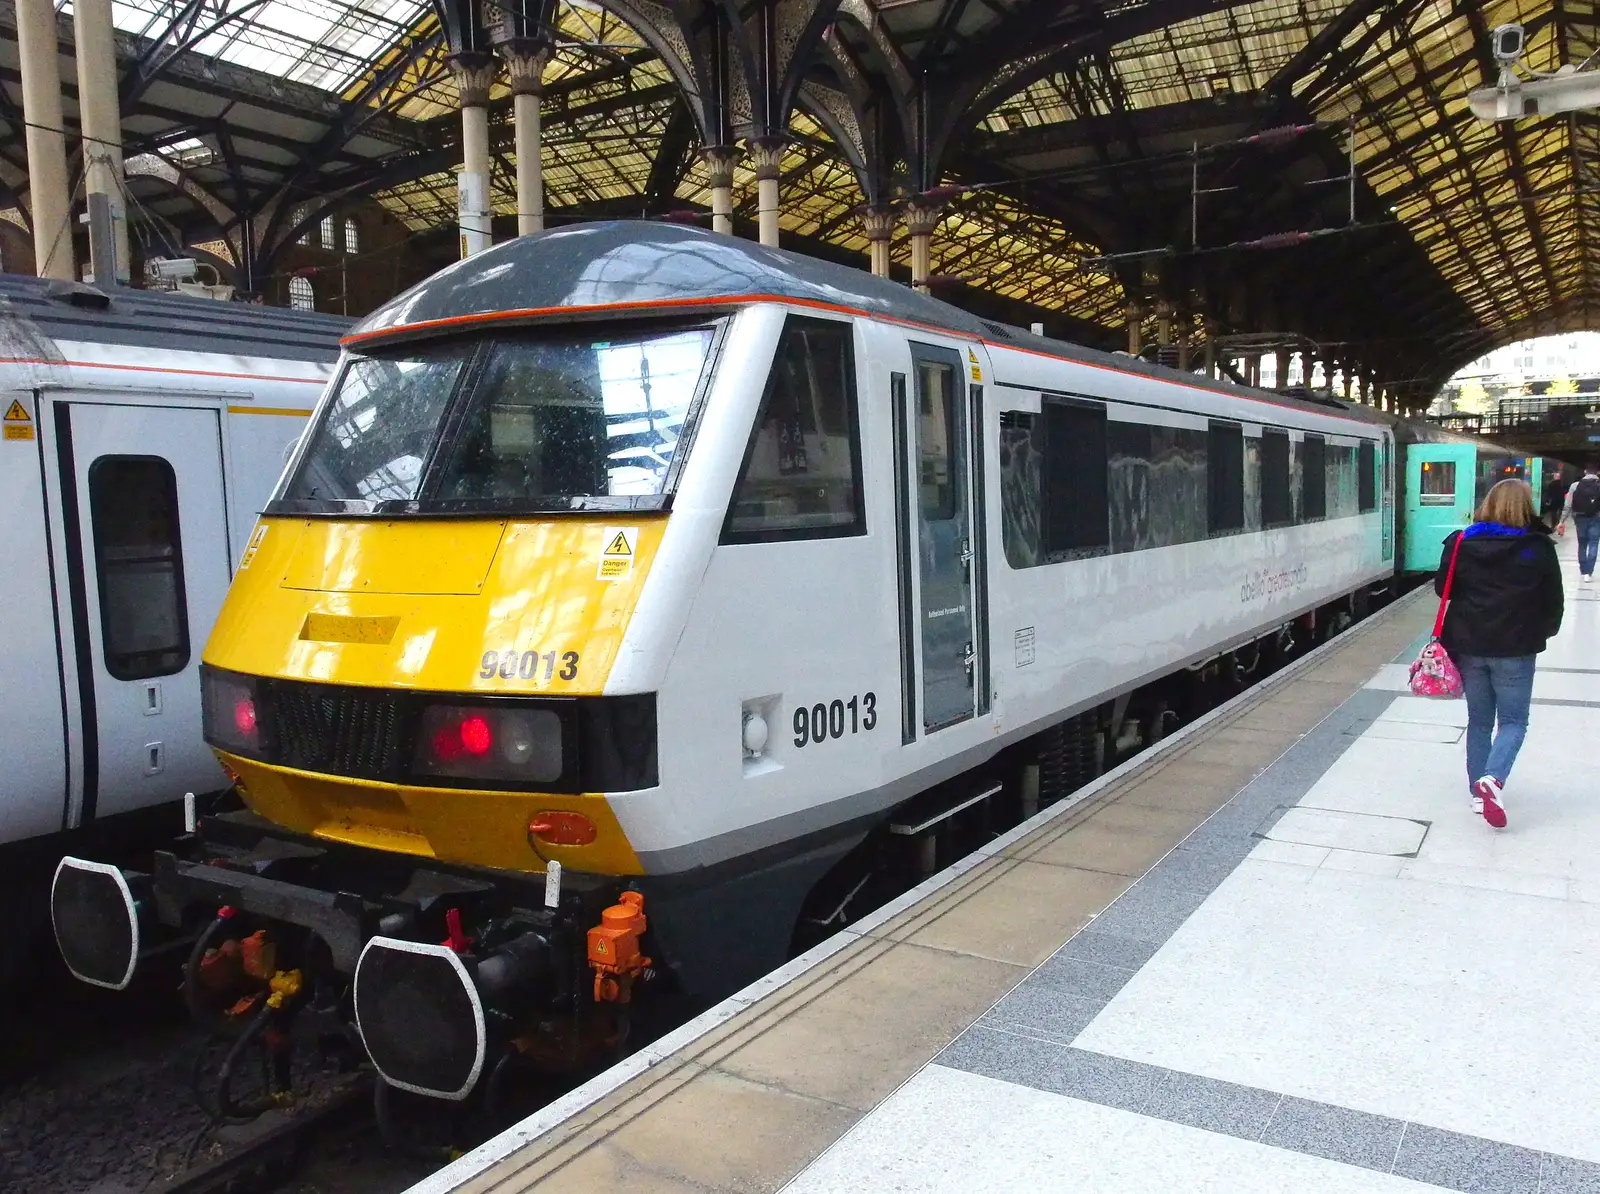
[1474,777,1507,829]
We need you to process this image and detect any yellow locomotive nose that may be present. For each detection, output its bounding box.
[201,515,664,876]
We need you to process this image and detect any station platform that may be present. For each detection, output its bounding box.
[412,540,1600,1194]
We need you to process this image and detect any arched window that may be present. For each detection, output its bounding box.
[343,218,359,255]
[289,276,315,311]
[320,216,336,251]
[294,205,311,245]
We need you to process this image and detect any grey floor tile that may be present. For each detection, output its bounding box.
[1392,1124,1540,1193]
[938,1032,1155,1114]
[938,1023,1071,1084]
[1087,879,1206,945]
[1155,841,1250,893]
[1056,929,1162,972]
[1542,1154,1600,1193]
[1259,1096,1405,1172]
[1030,1047,1160,1113]
[979,987,1104,1046]
[1025,956,1139,1004]
[1140,1067,1282,1141]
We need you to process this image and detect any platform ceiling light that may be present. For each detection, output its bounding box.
[1468,23,1600,121]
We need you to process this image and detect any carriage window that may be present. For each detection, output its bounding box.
[1358,441,1377,512]
[722,317,863,542]
[1261,429,1291,526]
[88,457,189,681]
[1419,460,1456,505]
[1042,398,1109,554]
[1301,434,1327,520]
[1208,421,1245,533]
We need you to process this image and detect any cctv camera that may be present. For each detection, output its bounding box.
[1493,23,1525,64]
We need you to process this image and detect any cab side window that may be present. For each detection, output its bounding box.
[722,316,865,543]
[88,456,190,680]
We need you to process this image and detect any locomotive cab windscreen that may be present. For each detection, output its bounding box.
[277,323,720,514]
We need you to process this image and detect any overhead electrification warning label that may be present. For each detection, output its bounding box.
[596,526,638,581]
[3,399,33,441]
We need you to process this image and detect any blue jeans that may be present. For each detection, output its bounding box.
[1576,514,1600,576]
[1459,654,1536,788]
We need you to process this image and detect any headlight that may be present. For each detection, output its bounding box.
[414,705,564,783]
[201,666,262,756]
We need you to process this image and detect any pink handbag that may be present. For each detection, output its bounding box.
[1409,534,1465,698]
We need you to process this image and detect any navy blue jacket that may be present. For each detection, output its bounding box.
[1434,521,1564,658]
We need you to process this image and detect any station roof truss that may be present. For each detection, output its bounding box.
[0,0,1596,405]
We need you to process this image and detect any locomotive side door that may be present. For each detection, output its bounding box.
[47,399,232,827]
[907,342,979,733]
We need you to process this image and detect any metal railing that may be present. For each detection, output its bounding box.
[1431,398,1600,436]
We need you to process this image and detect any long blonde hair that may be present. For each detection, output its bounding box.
[1475,478,1537,528]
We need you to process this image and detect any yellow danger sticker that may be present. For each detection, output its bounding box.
[3,399,32,437]
[596,526,638,581]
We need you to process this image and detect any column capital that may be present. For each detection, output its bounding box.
[449,50,499,108]
[745,136,786,181]
[860,204,896,244]
[500,40,550,96]
[701,144,743,191]
[903,196,944,238]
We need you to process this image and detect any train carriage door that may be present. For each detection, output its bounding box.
[1380,433,1395,562]
[0,390,69,843]
[49,400,231,826]
[1404,444,1474,573]
[908,343,978,732]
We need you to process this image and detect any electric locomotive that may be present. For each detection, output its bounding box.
[53,223,1483,1103]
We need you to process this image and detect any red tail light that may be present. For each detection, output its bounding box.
[430,714,495,763]
[233,697,257,736]
[460,716,492,755]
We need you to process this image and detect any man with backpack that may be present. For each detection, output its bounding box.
[1558,465,1600,582]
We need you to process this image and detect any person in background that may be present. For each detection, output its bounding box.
[1436,479,1563,829]
[1556,464,1600,584]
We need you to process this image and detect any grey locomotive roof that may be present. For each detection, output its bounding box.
[355,221,1387,429]
[0,275,348,363]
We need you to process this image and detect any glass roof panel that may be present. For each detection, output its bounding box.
[57,0,435,95]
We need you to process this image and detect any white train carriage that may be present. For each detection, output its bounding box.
[49,225,1396,1102]
[0,276,344,966]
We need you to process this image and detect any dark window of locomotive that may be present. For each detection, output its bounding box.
[1042,397,1109,554]
[1261,429,1291,526]
[1358,440,1377,512]
[87,456,190,680]
[722,316,864,542]
[1301,434,1327,520]
[1208,421,1245,533]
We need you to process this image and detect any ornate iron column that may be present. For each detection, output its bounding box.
[451,51,498,257]
[904,195,943,293]
[502,43,550,236]
[862,205,894,278]
[16,0,71,278]
[703,146,741,236]
[73,0,129,281]
[747,136,785,247]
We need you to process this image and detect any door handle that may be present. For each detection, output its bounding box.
[962,641,975,677]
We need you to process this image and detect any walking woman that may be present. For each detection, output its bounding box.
[1435,479,1564,828]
